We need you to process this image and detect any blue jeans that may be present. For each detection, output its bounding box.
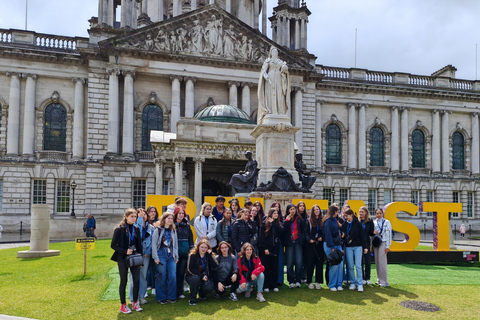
[285,242,303,284]
[154,248,177,301]
[345,246,363,286]
[277,243,285,285]
[324,243,344,289]
[128,255,150,301]
[238,272,264,293]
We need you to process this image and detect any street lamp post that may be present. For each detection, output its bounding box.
[70,181,77,217]
[331,189,336,204]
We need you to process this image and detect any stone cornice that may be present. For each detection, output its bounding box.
[316,81,480,102]
[0,46,85,65]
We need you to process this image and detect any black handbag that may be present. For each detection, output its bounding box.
[372,236,382,248]
[326,248,344,266]
[126,253,144,267]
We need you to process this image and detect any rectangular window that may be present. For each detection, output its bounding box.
[368,189,377,214]
[56,180,70,213]
[452,191,459,218]
[32,180,47,204]
[0,179,3,212]
[384,189,392,206]
[426,191,434,216]
[467,192,474,218]
[133,179,147,209]
[411,190,419,205]
[162,180,169,195]
[339,188,348,206]
[323,188,332,207]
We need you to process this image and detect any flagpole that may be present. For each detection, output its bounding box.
[25,0,28,30]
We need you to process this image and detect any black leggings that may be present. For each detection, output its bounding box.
[215,271,239,295]
[176,256,188,297]
[362,248,372,281]
[118,259,140,304]
[260,251,279,290]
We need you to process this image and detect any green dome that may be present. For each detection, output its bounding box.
[194,104,255,124]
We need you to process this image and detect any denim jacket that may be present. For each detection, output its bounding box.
[134,216,154,256]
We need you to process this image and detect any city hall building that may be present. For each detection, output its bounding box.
[0,0,478,235]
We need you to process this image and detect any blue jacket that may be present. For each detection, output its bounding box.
[86,217,96,229]
[134,216,153,256]
[323,217,341,249]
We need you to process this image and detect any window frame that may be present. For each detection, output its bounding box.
[369,127,385,167]
[132,179,147,209]
[55,180,70,214]
[325,124,341,165]
[452,131,465,170]
[141,104,164,152]
[411,129,425,168]
[44,103,67,152]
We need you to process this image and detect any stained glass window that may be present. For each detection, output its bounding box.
[411,129,425,168]
[370,127,384,166]
[142,104,163,151]
[452,132,464,170]
[44,103,67,151]
[326,124,341,164]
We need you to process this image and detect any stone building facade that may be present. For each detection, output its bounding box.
[0,0,478,236]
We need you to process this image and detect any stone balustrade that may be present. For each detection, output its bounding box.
[36,151,69,162]
[35,34,77,51]
[318,65,480,91]
[0,28,87,52]
[0,29,12,43]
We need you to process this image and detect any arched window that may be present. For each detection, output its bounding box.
[326,124,341,164]
[44,103,67,151]
[369,127,384,166]
[142,104,163,151]
[452,132,465,170]
[411,129,425,168]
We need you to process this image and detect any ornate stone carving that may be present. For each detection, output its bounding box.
[51,91,60,102]
[456,122,463,130]
[330,114,338,123]
[149,92,158,103]
[374,117,381,126]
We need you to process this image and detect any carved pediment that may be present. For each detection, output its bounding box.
[99,4,312,71]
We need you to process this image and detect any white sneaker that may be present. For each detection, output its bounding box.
[315,283,322,290]
[273,288,279,292]
[330,287,337,292]
[289,283,295,289]
[295,282,301,288]
[151,289,155,295]
[179,294,185,299]
[308,283,315,289]
[337,286,344,291]
[349,284,356,290]
[362,280,366,285]
[264,288,269,292]
[357,285,364,292]
[256,292,266,302]
[366,280,372,285]
[245,288,253,298]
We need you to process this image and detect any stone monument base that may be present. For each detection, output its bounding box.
[17,249,61,258]
[249,191,316,212]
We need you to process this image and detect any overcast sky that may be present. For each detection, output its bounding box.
[0,0,479,80]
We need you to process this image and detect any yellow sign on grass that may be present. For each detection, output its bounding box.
[75,237,95,251]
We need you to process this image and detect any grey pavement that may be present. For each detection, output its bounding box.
[0,315,36,320]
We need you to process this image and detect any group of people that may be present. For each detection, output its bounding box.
[110,196,393,314]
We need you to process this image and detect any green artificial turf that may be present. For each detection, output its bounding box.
[0,240,479,320]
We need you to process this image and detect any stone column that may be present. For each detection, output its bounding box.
[357,103,367,170]
[193,157,205,209]
[254,0,260,30]
[107,0,115,26]
[122,71,135,158]
[294,87,303,153]
[441,110,451,173]
[131,0,137,28]
[390,106,399,172]
[295,19,301,49]
[191,0,197,10]
[155,157,166,195]
[173,0,180,16]
[121,0,128,28]
[285,17,291,48]
[400,107,410,172]
[107,68,120,155]
[241,82,252,117]
[431,109,441,173]
[472,113,480,175]
[301,19,306,48]
[72,78,86,160]
[226,0,231,13]
[347,103,357,171]
[98,0,104,25]
[185,77,196,118]
[174,156,185,196]
[228,81,239,109]
[6,72,21,156]
[22,74,37,159]
[170,75,182,133]
[315,100,324,168]
[262,0,267,35]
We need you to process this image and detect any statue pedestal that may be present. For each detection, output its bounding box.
[251,121,300,185]
[249,192,316,213]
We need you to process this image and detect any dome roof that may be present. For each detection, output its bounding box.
[194,104,255,124]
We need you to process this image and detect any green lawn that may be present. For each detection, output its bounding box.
[0,240,479,320]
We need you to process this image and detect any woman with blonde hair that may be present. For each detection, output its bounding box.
[111,208,144,313]
[194,202,218,250]
[152,212,178,304]
[186,239,218,305]
[358,206,375,285]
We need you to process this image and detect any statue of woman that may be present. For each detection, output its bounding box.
[229,151,258,193]
[257,46,291,124]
